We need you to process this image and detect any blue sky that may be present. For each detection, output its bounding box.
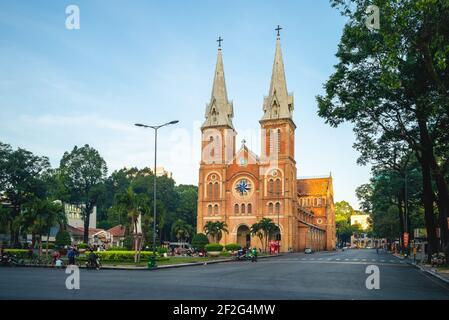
[0,0,371,209]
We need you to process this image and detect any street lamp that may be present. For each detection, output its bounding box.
[135,120,179,264]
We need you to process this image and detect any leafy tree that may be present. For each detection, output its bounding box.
[59,144,107,244]
[317,0,449,253]
[192,233,209,251]
[0,142,50,246]
[55,230,71,248]
[171,219,194,244]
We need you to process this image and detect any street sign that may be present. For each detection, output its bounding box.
[403,232,409,248]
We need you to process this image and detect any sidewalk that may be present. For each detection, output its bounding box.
[393,253,449,285]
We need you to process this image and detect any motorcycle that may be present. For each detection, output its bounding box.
[85,253,102,270]
[0,254,23,267]
[234,250,257,262]
[431,253,446,267]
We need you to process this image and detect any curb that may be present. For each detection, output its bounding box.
[9,254,283,271]
[397,256,449,285]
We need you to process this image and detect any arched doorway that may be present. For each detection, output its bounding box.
[269,225,281,241]
[237,225,251,249]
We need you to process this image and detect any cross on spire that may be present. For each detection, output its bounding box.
[275,25,282,38]
[217,36,223,49]
[241,139,246,146]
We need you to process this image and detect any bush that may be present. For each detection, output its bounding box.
[4,249,29,259]
[77,243,88,249]
[192,233,209,251]
[205,243,223,252]
[55,230,71,248]
[91,251,160,261]
[157,246,168,254]
[225,243,241,251]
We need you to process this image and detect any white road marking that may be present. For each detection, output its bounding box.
[353,259,359,261]
[336,258,341,261]
[362,259,366,261]
[345,259,349,261]
[381,260,385,262]
[318,258,323,260]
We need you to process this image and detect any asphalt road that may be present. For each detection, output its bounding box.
[1,249,448,299]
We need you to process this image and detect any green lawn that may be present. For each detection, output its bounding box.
[101,256,231,267]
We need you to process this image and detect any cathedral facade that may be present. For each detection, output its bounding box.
[196,34,336,252]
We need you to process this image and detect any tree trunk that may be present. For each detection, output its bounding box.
[419,153,438,262]
[38,236,42,257]
[429,158,449,248]
[83,206,90,244]
[397,195,405,253]
[45,230,50,257]
[420,117,449,248]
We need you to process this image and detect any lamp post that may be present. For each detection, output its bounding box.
[135,120,179,264]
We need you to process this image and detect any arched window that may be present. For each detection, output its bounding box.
[209,136,214,158]
[268,179,274,194]
[207,204,212,215]
[214,204,219,215]
[275,179,281,194]
[314,198,317,206]
[234,204,239,214]
[241,204,246,214]
[268,203,274,214]
[276,129,281,153]
[275,202,281,214]
[214,182,219,199]
[247,203,252,214]
[215,135,220,160]
[207,183,213,199]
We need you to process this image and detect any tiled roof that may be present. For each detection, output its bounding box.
[107,225,126,237]
[297,176,331,196]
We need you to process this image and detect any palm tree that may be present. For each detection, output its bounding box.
[112,187,149,262]
[251,218,277,253]
[203,221,228,243]
[171,219,194,250]
[215,221,228,242]
[250,222,265,252]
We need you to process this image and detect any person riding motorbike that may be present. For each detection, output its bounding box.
[87,249,101,269]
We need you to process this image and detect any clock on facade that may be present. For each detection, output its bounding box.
[235,178,252,196]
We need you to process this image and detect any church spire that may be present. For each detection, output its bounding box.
[202,38,234,129]
[261,26,294,122]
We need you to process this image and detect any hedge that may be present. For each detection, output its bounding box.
[205,243,223,252]
[225,243,241,251]
[4,249,29,258]
[86,251,161,261]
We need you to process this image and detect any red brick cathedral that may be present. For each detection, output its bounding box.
[197,33,336,252]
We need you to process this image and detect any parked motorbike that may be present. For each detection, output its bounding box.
[431,253,446,267]
[0,254,23,267]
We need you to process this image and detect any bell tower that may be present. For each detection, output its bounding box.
[259,27,297,251]
[197,38,236,234]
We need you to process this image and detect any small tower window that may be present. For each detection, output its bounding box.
[234,204,239,214]
[208,205,212,215]
[241,204,246,214]
[247,203,252,214]
[208,182,213,199]
[268,203,274,214]
[275,202,281,214]
[214,204,219,215]
[214,182,219,199]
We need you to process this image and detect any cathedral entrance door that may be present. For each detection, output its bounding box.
[237,225,251,249]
